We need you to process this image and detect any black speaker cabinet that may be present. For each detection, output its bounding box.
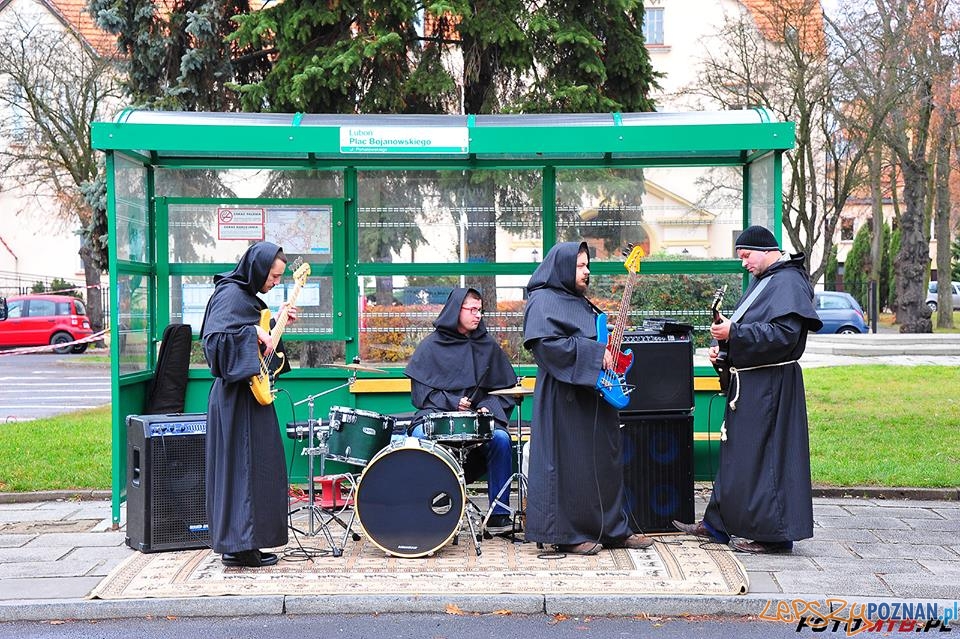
[621,331,694,413]
[620,413,694,533]
[126,413,210,552]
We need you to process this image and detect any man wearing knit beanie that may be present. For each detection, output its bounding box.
[735,225,780,252]
[673,225,823,555]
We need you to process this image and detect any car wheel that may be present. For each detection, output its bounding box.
[926,301,938,312]
[70,343,88,354]
[50,332,73,354]
[837,327,861,335]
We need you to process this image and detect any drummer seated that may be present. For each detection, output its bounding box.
[409,408,514,535]
[403,287,519,536]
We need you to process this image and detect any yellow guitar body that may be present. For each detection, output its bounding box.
[250,309,286,406]
[249,260,310,406]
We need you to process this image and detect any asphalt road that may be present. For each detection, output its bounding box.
[0,613,802,639]
[0,351,110,422]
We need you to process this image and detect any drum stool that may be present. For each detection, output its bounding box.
[312,474,354,509]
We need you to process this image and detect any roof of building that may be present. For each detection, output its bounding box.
[740,0,825,55]
[0,0,118,58]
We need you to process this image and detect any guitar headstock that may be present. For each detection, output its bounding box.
[290,258,311,286]
[622,244,646,274]
[711,284,727,312]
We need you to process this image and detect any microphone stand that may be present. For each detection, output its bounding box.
[289,373,357,556]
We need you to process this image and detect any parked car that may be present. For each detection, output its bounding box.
[814,291,868,334]
[925,281,960,312]
[0,293,93,353]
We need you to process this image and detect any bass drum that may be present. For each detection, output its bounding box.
[356,437,465,558]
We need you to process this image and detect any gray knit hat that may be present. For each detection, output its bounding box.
[735,225,779,251]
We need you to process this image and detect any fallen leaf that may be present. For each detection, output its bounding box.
[445,603,465,615]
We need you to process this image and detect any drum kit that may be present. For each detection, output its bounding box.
[289,362,532,559]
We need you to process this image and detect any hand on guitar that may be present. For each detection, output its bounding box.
[709,311,732,342]
[707,344,720,365]
[602,347,616,371]
[257,302,297,356]
[256,325,277,356]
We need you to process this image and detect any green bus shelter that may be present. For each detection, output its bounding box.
[92,108,794,527]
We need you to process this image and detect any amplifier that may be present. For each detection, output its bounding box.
[125,413,210,552]
[621,330,694,414]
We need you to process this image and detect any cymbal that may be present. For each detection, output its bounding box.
[323,362,386,373]
[489,385,535,397]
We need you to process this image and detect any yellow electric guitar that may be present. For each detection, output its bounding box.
[250,259,311,405]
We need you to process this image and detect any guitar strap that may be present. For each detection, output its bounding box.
[729,276,771,324]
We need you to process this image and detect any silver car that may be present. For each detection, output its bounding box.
[926,281,960,312]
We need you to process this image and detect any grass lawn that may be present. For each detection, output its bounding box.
[1,365,958,491]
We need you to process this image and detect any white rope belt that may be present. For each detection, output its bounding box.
[728,360,799,411]
[718,359,799,443]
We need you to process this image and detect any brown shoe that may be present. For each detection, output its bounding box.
[605,533,654,550]
[672,520,713,539]
[730,538,793,554]
[556,541,601,555]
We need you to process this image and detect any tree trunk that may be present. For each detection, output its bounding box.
[933,111,953,329]
[79,244,105,347]
[895,159,932,333]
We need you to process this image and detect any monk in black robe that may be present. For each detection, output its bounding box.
[673,226,822,554]
[522,242,653,555]
[405,288,517,534]
[200,241,297,567]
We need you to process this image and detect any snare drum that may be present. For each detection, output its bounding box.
[325,406,394,468]
[421,411,493,442]
[356,437,465,558]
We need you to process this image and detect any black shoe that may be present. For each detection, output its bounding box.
[486,514,514,534]
[221,549,278,567]
[257,551,279,566]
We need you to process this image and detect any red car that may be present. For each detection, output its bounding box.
[0,293,93,354]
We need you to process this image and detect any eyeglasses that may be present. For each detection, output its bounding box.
[461,307,483,316]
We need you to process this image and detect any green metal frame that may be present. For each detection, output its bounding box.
[93,109,793,526]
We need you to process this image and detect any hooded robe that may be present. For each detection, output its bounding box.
[521,242,634,545]
[405,288,517,484]
[704,252,822,543]
[200,241,290,555]
[405,287,517,427]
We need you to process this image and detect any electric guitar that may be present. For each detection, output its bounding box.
[250,259,311,405]
[595,245,645,409]
[711,285,730,392]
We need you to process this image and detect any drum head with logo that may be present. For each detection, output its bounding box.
[356,438,465,558]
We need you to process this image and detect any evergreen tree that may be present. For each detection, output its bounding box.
[843,224,871,307]
[90,0,265,110]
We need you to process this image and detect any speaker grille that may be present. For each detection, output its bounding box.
[149,435,208,548]
[620,413,694,533]
[621,332,694,413]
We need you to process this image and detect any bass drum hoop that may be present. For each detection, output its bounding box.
[356,438,465,558]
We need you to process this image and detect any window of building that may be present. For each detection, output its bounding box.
[644,8,664,45]
[841,217,854,241]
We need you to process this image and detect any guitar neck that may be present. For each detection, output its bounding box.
[269,282,304,342]
[609,272,639,352]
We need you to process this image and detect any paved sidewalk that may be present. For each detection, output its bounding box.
[1,335,958,622]
[0,492,957,622]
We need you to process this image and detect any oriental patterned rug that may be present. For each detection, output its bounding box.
[90,532,749,600]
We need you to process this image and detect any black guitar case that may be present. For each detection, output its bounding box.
[144,323,193,414]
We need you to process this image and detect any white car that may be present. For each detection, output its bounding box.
[926,281,960,312]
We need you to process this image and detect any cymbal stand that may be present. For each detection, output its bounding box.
[289,376,356,556]
[483,393,529,543]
